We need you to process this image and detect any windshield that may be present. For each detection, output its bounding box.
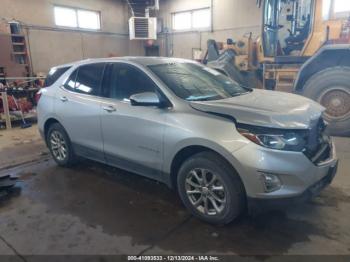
[148,62,250,101]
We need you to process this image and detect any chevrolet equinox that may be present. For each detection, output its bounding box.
[37,57,338,224]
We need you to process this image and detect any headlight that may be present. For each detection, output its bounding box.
[238,125,307,151]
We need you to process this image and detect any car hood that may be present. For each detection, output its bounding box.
[190,89,325,129]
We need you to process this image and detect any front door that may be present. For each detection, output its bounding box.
[100,63,167,180]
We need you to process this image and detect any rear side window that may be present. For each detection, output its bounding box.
[44,66,71,87]
[63,63,105,95]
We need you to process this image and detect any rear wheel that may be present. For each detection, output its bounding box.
[47,123,76,167]
[177,152,245,225]
[302,67,350,136]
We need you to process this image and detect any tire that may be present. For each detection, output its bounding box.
[177,151,245,225]
[47,123,76,167]
[302,67,350,136]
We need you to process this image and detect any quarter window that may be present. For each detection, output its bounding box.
[45,66,71,87]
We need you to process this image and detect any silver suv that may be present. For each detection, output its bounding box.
[38,57,338,224]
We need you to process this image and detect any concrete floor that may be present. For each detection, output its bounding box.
[0,125,350,259]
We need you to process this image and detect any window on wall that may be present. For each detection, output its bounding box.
[334,0,350,13]
[173,8,211,31]
[54,6,101,30]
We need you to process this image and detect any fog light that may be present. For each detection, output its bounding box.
[259,172,282,192]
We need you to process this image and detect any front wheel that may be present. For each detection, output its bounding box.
[177,152,245,224]
[302,67,350,136]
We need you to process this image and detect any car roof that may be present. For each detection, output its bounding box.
[52,56,196,69]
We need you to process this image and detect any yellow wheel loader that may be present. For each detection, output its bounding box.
[205,0,350,136]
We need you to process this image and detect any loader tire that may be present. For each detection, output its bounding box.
[302,67,350,136]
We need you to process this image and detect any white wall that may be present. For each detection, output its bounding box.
[0,0,133,73]
[0,0,264,72]
[157,0,262,59]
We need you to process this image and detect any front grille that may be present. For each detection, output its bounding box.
[303,118,332,165]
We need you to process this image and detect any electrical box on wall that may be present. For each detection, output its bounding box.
[129,17,157,40]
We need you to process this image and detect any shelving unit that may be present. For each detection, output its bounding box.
[0,22,35,129]
[10,29,30,72]
[0,22,31,79]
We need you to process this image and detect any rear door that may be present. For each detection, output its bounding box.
[55,63,106,162]
[99,62,167,180]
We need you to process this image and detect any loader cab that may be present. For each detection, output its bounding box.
[262,0,314,58]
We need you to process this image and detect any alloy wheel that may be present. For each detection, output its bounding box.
[185,168,226,216]
[50,131,68,161]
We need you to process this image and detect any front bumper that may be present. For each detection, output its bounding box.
[247,160,338,213]
[229,139,338,200]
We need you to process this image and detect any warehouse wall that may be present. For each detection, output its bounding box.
[157,0,262,59]
[0,0,264,72]
[0,0,141,73]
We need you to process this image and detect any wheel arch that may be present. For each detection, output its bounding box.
[294,44,350,92]
[168,144,245,193]
[43,118,61,142]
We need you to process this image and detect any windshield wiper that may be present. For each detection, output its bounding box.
[239,85,254,92]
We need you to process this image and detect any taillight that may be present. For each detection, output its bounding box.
[35,90,42,104]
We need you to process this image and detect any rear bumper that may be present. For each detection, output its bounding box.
[247,160,338,213]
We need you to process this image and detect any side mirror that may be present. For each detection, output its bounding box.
[129,92,161,107]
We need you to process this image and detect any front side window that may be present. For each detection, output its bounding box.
[104,63,157,101]
[64,63,105,95]
[149,63,249,101]
[54,6,101,30]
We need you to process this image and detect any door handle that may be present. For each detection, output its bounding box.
[60,96,68,102]
[103,105,116,113]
